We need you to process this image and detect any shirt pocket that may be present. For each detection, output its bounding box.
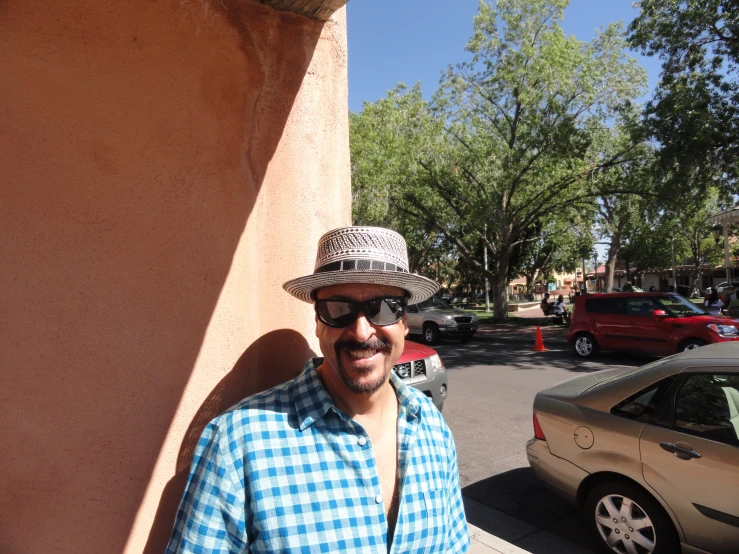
[422,489,447,553]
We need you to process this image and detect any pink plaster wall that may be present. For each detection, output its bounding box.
[0,1,350,552]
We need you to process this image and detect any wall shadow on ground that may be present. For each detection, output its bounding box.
[143,329,315,553]
[0,1,327,552]
[463,468,597,553]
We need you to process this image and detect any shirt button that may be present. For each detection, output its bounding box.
[375,494,383,504]
[358,436,367,446]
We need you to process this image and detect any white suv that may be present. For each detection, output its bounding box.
[406,296,478,345]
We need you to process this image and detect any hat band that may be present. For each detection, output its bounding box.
[315,259,409,274]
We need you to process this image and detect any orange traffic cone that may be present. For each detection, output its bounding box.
[533,326,548,352]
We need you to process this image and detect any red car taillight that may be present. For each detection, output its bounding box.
[533,412,546,441]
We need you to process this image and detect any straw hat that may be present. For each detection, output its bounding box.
[283,226,439,304]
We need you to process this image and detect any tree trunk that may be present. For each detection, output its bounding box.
[492,251,510,320]
[604,232,621,293]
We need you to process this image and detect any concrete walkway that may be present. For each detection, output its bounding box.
[465,497,594,554]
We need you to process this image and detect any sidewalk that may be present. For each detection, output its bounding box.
[465,497,594,554]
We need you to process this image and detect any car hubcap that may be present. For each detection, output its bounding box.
[684,343,701,351]
[575,337,592,356]
[595,495,656,554]
[425,329,434,342]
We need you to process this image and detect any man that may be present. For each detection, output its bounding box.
[540,292,553,315]
[166,226,470,553]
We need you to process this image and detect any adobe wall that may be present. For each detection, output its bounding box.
[0,1,350,552]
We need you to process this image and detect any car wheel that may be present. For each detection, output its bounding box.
[460,334,474,343]
[679,339,706,352]
[573,333,599,358]
[584,481,678,554]
[423,323,440,345]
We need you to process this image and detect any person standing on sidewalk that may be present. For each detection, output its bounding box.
[166,226,470,554]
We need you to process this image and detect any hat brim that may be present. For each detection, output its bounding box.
[283,270,440,304]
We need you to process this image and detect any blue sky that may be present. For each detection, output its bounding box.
[346,0,662,112]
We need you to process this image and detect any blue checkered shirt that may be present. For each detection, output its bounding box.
[166,358,470,554]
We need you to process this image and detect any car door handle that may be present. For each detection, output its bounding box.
[660,442,702,460]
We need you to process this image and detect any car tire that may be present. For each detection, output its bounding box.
[573,332,599,358]
[679,339,706,352]
[423,323,440,345]
[584,481,679,554]
[460,334,474,343]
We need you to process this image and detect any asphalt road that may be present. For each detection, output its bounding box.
[430,334,651,554]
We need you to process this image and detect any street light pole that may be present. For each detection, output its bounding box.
[484,233,490,313]
[671,233,677,291]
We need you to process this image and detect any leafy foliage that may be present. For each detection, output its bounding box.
[628,0,739,194]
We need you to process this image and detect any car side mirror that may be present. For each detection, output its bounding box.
[652,310,668,318]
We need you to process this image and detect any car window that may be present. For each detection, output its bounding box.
[611,376,676,422]
[585,297,626,314]
[674,373,739,446]
[654,294,706,316]
[626,298,658,317]
[407,304,418,314]
[419,297,449,310]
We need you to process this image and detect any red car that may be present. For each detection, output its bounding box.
[568,292,739,358]
[393,340,448,410]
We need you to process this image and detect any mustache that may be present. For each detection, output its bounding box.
[335,337,392,353]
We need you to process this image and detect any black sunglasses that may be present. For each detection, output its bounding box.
[315,296,408,328]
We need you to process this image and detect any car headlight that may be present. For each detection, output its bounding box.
[708,324,739,336]
[427,354,444,373]
[442,315,455,323]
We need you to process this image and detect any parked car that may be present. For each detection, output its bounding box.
[407,296,479,345]
[528,342,739,554]
[716,281,739,297]
[659,284,692,297]
[393,340,447,410]
[568,292,739,358]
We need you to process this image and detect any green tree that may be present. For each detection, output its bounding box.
[628,0,739,194]
[402,0,646,318]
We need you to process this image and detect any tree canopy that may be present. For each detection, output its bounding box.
[628,0,739,194]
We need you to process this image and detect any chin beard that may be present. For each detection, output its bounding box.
[335,337,392,394]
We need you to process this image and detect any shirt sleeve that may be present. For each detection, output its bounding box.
[166,420,247,554]
[445,432,470,553]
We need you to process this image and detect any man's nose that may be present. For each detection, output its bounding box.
[347,311,374,341]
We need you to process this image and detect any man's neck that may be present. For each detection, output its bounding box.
[315,362,397,421]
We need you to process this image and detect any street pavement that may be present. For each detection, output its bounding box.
[428,325,651,554]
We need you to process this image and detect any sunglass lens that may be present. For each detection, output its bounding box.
[370,298,405,325]
[317,300,356,327]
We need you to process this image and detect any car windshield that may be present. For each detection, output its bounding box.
[654,294,706,317]
[419,297,450,311]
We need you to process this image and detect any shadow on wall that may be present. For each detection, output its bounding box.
[0,1,327,552]
[143,329,316,553]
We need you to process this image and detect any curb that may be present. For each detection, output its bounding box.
[468,523,532,553]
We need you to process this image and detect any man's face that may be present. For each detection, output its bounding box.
[315,283,408,395]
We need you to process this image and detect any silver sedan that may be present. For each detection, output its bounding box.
[527,342,739,554]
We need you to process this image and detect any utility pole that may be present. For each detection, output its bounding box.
[484,228,490,312]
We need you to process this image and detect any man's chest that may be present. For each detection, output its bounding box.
[243,420,450,553]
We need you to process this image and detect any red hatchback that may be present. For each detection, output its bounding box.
[568,292,739,358]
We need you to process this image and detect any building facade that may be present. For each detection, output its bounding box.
[1,1,350,552]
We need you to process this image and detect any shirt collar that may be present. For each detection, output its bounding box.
[292,358,336,432]
[293,358,421,431]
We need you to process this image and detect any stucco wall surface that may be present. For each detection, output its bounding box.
[0,1,350,552]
